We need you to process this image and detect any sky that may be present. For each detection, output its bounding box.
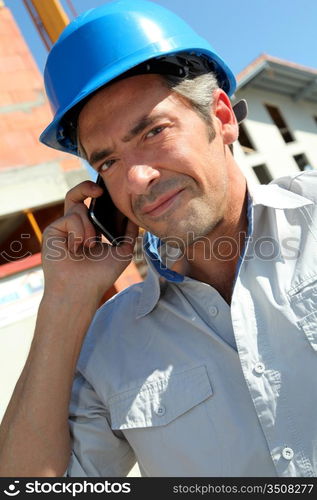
[7,0,317,78]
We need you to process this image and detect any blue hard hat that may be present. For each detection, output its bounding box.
[40,0,237,156]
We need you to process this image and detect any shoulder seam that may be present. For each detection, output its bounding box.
[97,281,143,314]
[288,171,308,191]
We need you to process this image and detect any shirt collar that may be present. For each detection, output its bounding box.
[135,251,163,318]
[136,180,314,318]
[248,179,313,209]
[142,231,185,282]
[135,233,185,318]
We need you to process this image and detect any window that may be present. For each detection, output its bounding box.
[265,104,295,143]
[252,164,272,184]
[293,153,312,171]
[238,123,257,154]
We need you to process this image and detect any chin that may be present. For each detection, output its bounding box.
[145,203,222,247]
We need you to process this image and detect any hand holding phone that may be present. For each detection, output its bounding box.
[88,175,128,246]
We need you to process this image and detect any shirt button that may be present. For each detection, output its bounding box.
[209,305,218,317]
[254,362,265,374]
[282,447,294,460]
[155,405,166,416]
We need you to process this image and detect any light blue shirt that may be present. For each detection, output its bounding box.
[67,171,317,477]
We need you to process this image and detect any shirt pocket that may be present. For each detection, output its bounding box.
[288,276,317,352]
[108,364,212,430]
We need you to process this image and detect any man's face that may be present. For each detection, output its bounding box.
[78,74,232,245]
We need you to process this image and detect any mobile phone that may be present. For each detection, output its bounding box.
[88,175,128,246]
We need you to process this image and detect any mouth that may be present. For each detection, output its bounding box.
[141,188,185,217]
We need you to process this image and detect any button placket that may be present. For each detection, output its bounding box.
[282,447,294,460]
[209,305,218,317]
[253,362,265,375]
[155,405,166,416]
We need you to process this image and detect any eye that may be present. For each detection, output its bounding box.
[146,126,165,139]
[99,158,117,172]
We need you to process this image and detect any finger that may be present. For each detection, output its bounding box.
[111,220,139,257]
[66,203,99,247]
[47,213,86,255]
[64,180,103,214]
[125,219,139,242]
[67,213,86,254]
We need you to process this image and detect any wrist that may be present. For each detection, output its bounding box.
[41,283,100,307]
[35,292,99,349]
[39,289,100,324]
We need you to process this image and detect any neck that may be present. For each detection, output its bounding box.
[171,180,248,304]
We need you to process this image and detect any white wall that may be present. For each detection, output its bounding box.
[0,267,44,421]
[233,87,317,180]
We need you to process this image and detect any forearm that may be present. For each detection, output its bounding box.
[0,292,99,477]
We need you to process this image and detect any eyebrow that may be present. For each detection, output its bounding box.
[88,146,114,167]
[88,113,165,166]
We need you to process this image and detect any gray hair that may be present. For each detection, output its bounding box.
[77,71,219,158]
[161,72,219,141]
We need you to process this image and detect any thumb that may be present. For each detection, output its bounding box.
[111,219,139,257]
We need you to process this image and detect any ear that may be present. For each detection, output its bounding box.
[212,89,239,145]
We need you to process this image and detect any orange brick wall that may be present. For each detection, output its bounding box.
[0,5,80,171]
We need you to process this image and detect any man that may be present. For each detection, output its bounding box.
[0,0,316,477]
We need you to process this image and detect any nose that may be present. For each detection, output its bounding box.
[126,163,160,195]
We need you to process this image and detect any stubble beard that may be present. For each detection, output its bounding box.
[136,173,228,252]
[153,192,227,254]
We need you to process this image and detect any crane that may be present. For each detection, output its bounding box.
[22,0,72,49]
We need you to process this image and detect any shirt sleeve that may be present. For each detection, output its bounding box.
[66,370,136,477]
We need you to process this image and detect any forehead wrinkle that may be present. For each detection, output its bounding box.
[122,115,153,143]
[87,111,168,165]
[88,146,114,166]
[86,117,151,166]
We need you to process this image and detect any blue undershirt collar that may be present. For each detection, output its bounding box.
[143,192,253,283]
